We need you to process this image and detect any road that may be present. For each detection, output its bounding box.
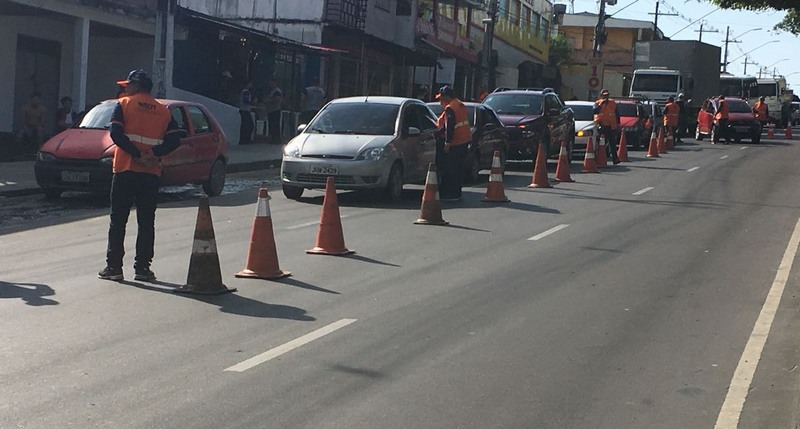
[3,134,800,429]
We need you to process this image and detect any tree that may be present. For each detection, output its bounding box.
[710,0,800,34]
[549,34,572,67]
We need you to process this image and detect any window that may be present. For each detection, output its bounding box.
[171,107,188,132]
[413,105,437,131]
[511,0,521,26]
[532,12,541,36]
[522,6,532,33]
[541,18,549,41]
[403,105,422,131]
[545,95,560,111]
[187,106,211,134]
[396,0,411,16]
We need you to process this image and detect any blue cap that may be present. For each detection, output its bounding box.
[117,69,151,87]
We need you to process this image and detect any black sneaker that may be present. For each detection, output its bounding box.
[134,267,156,282]
[98,267,123,281]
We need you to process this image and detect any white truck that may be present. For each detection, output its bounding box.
[756,77,788,124]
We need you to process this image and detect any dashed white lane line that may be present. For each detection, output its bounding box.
[225,319,358,373]
[528,224,569,241]
[287,214,351,230]
[740,146,748,150]
[714,217,800,429]
[720,155,729,159]
[632,187,654,196]
[687,167,700,172]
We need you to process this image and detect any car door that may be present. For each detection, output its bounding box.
[697,99,713,135]
[396,102,423,182]
[160,106,195,185]
[477,106,504,167]
[544,94,566,156]
[414,103,438,179]
[184,105,219,181]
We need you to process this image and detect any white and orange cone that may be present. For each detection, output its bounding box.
[482,151,510,202]
[236,188,291,280]
[415,163,449,225]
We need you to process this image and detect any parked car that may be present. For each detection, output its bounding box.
[481,88,575,162]
[426,102,508,182]
[35,99,228,198]
[696,96,761,144]
[791,101,800,125]
[281,96,438,201]
[564,100,596,160]
[616,98,650,150]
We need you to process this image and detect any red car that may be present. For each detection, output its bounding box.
[35,99,228,198]
[616,99,651,151]
[695,97,761,144]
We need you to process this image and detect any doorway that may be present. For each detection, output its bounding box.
[14,35,61,139]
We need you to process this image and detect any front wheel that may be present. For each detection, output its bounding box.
[282,184,304,200]
[752,133,761,144]
[202,159,226,197]
[383,163,403,202]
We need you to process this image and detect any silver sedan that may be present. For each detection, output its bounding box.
[281,96,439,201]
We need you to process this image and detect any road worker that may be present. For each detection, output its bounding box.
[592,89,621,164]
[663,95,680,144]
[436,85,472,201]
[98,69,184,282]
[713,95,732,145]
[752,96,769,127]
[675,93,689,144]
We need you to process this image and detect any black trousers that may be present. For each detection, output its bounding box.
[267,110,282,144]
[714,119,732,143]
[106,171,160,270]
[441,143,467,199]
[239,110,254,145]
[599,127,620,163]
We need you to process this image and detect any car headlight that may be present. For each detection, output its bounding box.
[37,152,56,162]
[284,144,301,158]
[99,156,113,165]
[357,147,385,161]
[576,129,593,137]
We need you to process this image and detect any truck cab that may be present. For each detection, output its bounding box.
[629,68,691,106]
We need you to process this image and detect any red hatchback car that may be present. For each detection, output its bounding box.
[35,99,228,198]
[695,96,761,144]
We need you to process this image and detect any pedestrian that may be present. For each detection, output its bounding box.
[55,96,77,134]
[435,85,472,201]
[265,78,283,144]
[416,85,429,102]
[300,77,326,125]
[713,95,732,145]
[238,82,255,145]
[592,89,621,164]
[781,99,792,129]
[752,95,769,127]
[98,69,183,282]
[663,95,680,144]
[20,92,47,152]
[675,93,689,144]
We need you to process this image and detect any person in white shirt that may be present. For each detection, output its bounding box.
[300,78,326,124]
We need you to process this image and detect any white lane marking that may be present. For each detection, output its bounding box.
[287,214,351,230]
[720,155,729,159]
[740,146,748,150]
[225,319,358,373]
[632,187,654,196]
[714,217,800,429]
[528,224,569,241]
[687,167,700,172]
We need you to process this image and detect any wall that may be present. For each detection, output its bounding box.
[86,37,153,108]
[181,0,324,21]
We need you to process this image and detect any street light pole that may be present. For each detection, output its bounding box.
[481,0,499,91]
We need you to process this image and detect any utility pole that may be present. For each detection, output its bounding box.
[649,1,677,39]
[593,0,607,57]
[480,0,499,91]
[694,21,718,42]
[721,26,740,73]
[741,56,755,75]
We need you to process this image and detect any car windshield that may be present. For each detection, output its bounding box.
[631,74,679,92]
[567,105,594,121]
[307,102,399,135]
[483,94,542,115]
[78,102,116,129]
[726,100,752,113]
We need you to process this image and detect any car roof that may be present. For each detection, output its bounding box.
[426,101,482,107]
[331,96,418,105]
[565,101,595,106]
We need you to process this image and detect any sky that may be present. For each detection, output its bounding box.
[571,0,800,90]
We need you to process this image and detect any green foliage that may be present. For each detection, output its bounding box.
[549,34,572,67]
[710,0,800,34]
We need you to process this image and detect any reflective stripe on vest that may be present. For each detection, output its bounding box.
[446,100,472,146]
[112,93,172,176]
[126,133,163,146]
[594,99,618,129]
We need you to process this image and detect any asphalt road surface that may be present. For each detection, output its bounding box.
[3,133,800,429]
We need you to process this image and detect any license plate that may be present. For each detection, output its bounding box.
[310,165,338,175]
[61,171,90,183]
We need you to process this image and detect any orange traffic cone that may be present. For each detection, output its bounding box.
[236,188,291,280]
[786,126,793,139]
[646,127,660,158]
[596,135,609,167]
[554,139,574,182]
[415,163,449,224]
[665,128,675,150]
[657,127,668,154]
[482,151,510,202]
[175,197,236,295]
[767,124,774,138]
[307,177,354,255]
[617,132,630,163]
[582,136,600,173]
[528,142,552,188]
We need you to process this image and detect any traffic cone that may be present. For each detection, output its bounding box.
[767,124,774,138]
[482,151,510,202]
[528,142,552,188]
[415,163,449,224]
[665,128,674,150]
[657,127,668,154]
[307,177,354,255]
[646,127,660,158]
[175,196,236,295]
[236,188,291,280]
[617,131,630,163]
[786,125,793,139]
[582,136,600,173]
[596,135,609,167]
[554,139,574,182]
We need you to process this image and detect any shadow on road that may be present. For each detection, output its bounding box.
[0,281,58,306]
[117,279,315,320]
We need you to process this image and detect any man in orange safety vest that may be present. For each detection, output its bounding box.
[436,85,472,201]
[592,89,621,164]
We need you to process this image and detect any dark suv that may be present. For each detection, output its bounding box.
[482,88,575,161]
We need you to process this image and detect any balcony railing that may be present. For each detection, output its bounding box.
[325,0,367,31]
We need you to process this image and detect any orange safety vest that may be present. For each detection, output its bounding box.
[753,101,768,121]
[112,93,173,176]
[663,102,679,127]
[715,99,729,121]
[593,98,618,129]
[445,99,472,146]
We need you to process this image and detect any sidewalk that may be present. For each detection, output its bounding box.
[0,143,284,197]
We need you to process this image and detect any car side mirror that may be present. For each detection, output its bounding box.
[407,127,421,136]
[547,108,560,116]
[483,123,496,131]
[297,124,307,133]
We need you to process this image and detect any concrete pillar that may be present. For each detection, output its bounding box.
[73,16,89,112]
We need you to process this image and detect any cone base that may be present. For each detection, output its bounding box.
[413,218,450,225]
[306,247,355,256]
[555,178,575,182]
[235,269,292,280]
[646,154,660,158]
[174,284,237,295]
[481,196,510,202]
[528,183,552,188]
